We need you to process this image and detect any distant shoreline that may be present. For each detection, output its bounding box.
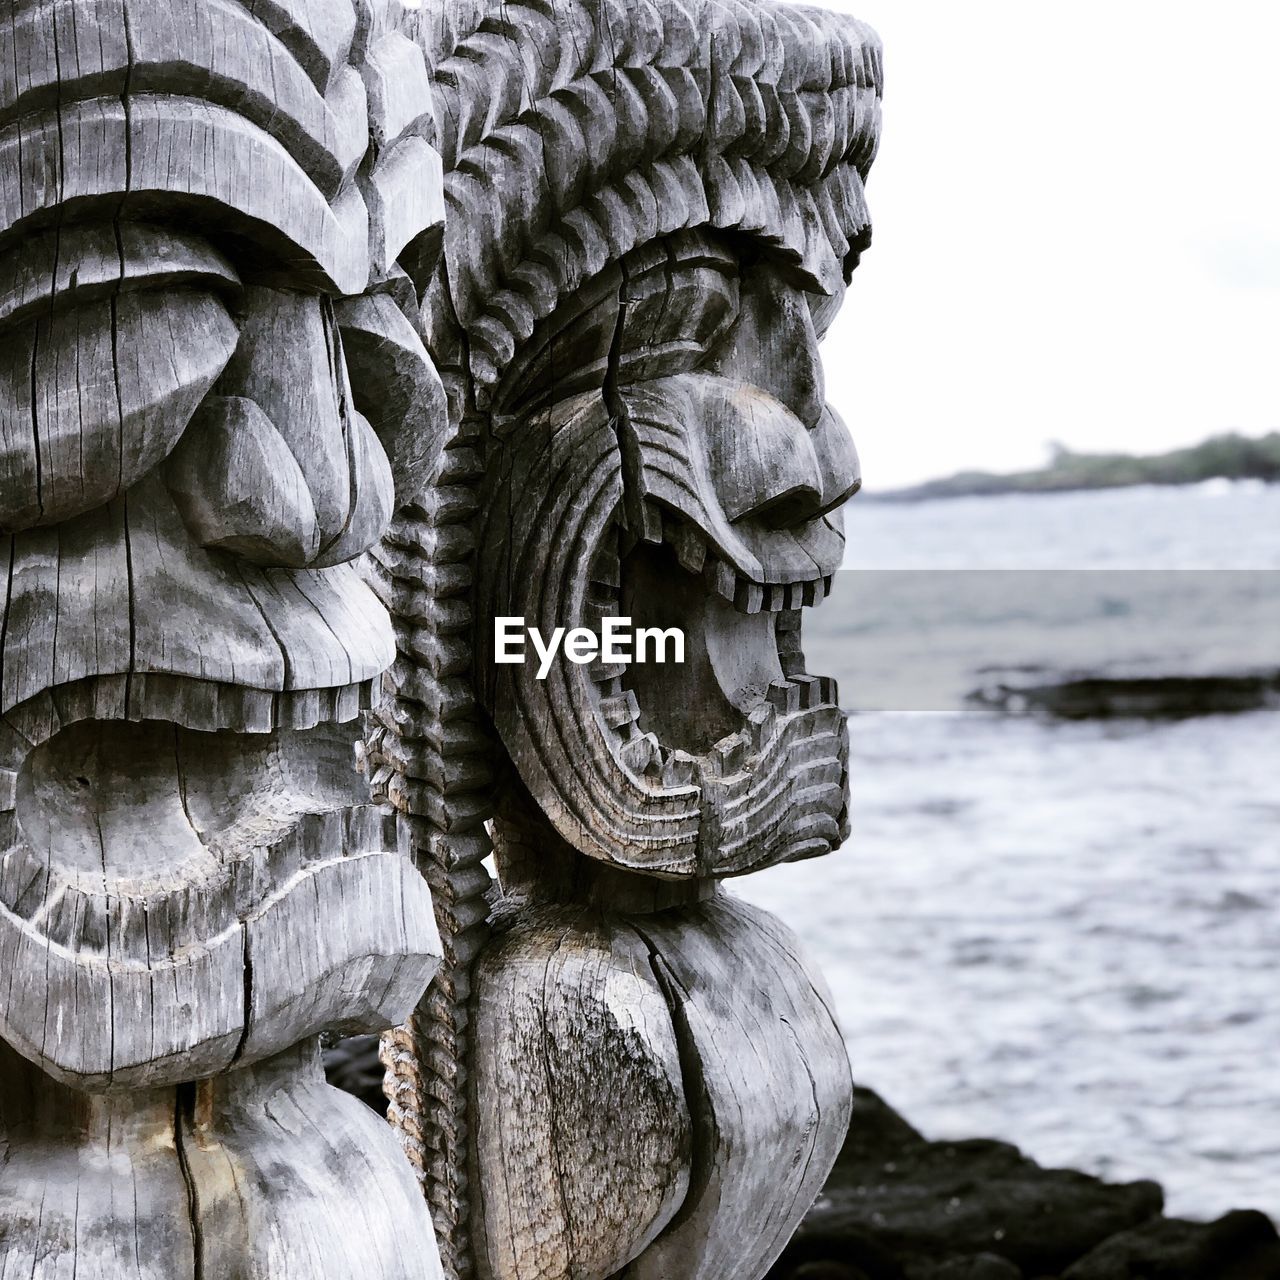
[871,432,1280,503]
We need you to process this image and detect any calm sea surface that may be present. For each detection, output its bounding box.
[736,482,1280,1221]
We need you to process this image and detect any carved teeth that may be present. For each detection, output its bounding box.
[599,690,641,729]
[640,503,664,545]
[666,519,707,574]
[790,675,821,710]
[745,702,776,748]
[589,658,627,683]
[618,731,662,776]
[766,680,802,715]
[582,599,615,628]
[589,538,622,606]
[662,518,829,617]
[705,556,737,602]
[734,580,764,613]
[711,730,752,774]
[661,749,697,788]
[776,611,806,678]
[702,556,831,618]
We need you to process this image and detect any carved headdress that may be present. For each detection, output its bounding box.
[423,0,881,389]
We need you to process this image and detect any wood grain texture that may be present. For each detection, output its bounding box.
[0,718,441,1089]
[0,289,239,531]
[464,876,852,1280]
[0,1040,199,1279]
[0,1,449,1274]
[367,442,498,1280]
[0,0,880,1274]
[384,3,883,1277]
[336,291,450,504]
[623,894,853,1280]
[175,1041,445,1280]
[469,906,692,1280]
[165,395,326,567]
[0,471,396,716]
[0,1039,444,1280]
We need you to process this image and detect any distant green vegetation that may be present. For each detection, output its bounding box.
[879,432,1280,502]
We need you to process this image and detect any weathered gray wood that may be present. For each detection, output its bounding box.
[0,0,448,1273]
[464,890,852,1280]
[469,905,692,1280]
[0,1040,199,1279]
[0,1038,443,1280]
[0,0,368,197]
[165,395,325,567]
[0,717,440,1088]
[624,895,853,1279]
[336,291,450,503]
[374,3,884,1278]
[0,0,881,1275]
[0,223,241,333]
[0,289,238,531]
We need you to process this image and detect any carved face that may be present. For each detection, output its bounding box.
[0,1,444,1088]
[478,231,857,879]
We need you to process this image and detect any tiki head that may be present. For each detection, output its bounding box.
[427,0,881,881]
[0,0,448,1089]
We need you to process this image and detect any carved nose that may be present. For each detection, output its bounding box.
[164,287,393,568]
[705,382,821,529]
[811,405,862,515]
[706,387,860,531]
[707,270,826,430]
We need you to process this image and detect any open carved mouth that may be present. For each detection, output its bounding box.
[585,509,849,873]
[0,709,437,1090]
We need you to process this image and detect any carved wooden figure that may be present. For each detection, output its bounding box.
[0,0,881,1275]
[0,1,451,1275]
[368,3,885,1279]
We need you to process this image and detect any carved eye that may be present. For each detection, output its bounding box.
[490,233,742,418]
[0,224,242,533]
[617,244,741,387]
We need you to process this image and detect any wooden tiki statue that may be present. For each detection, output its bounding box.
[368,2,884,1278]
[0,1,453,1275]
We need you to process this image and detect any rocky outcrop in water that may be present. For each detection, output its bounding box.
[968,671,1280,720]
[766,1088,1280,1280]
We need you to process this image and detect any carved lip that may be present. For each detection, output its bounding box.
[0,716,439,1090]
[589,512,849,870]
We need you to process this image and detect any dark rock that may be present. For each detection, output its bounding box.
[1063,1209,1280,1279]
[774,1228,905,1280]
[768,1087,1163,1279]
[322,1033,388,1115]
[907,1256,1022,1280]
[789,1265,873,1280]
[968,671,1280,720]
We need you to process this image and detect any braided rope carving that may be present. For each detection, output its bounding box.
[368,422,495,1279]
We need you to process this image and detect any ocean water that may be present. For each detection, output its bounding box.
[736,482,1280,1222]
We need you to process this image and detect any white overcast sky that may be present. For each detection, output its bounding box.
[810,0,1280,488]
